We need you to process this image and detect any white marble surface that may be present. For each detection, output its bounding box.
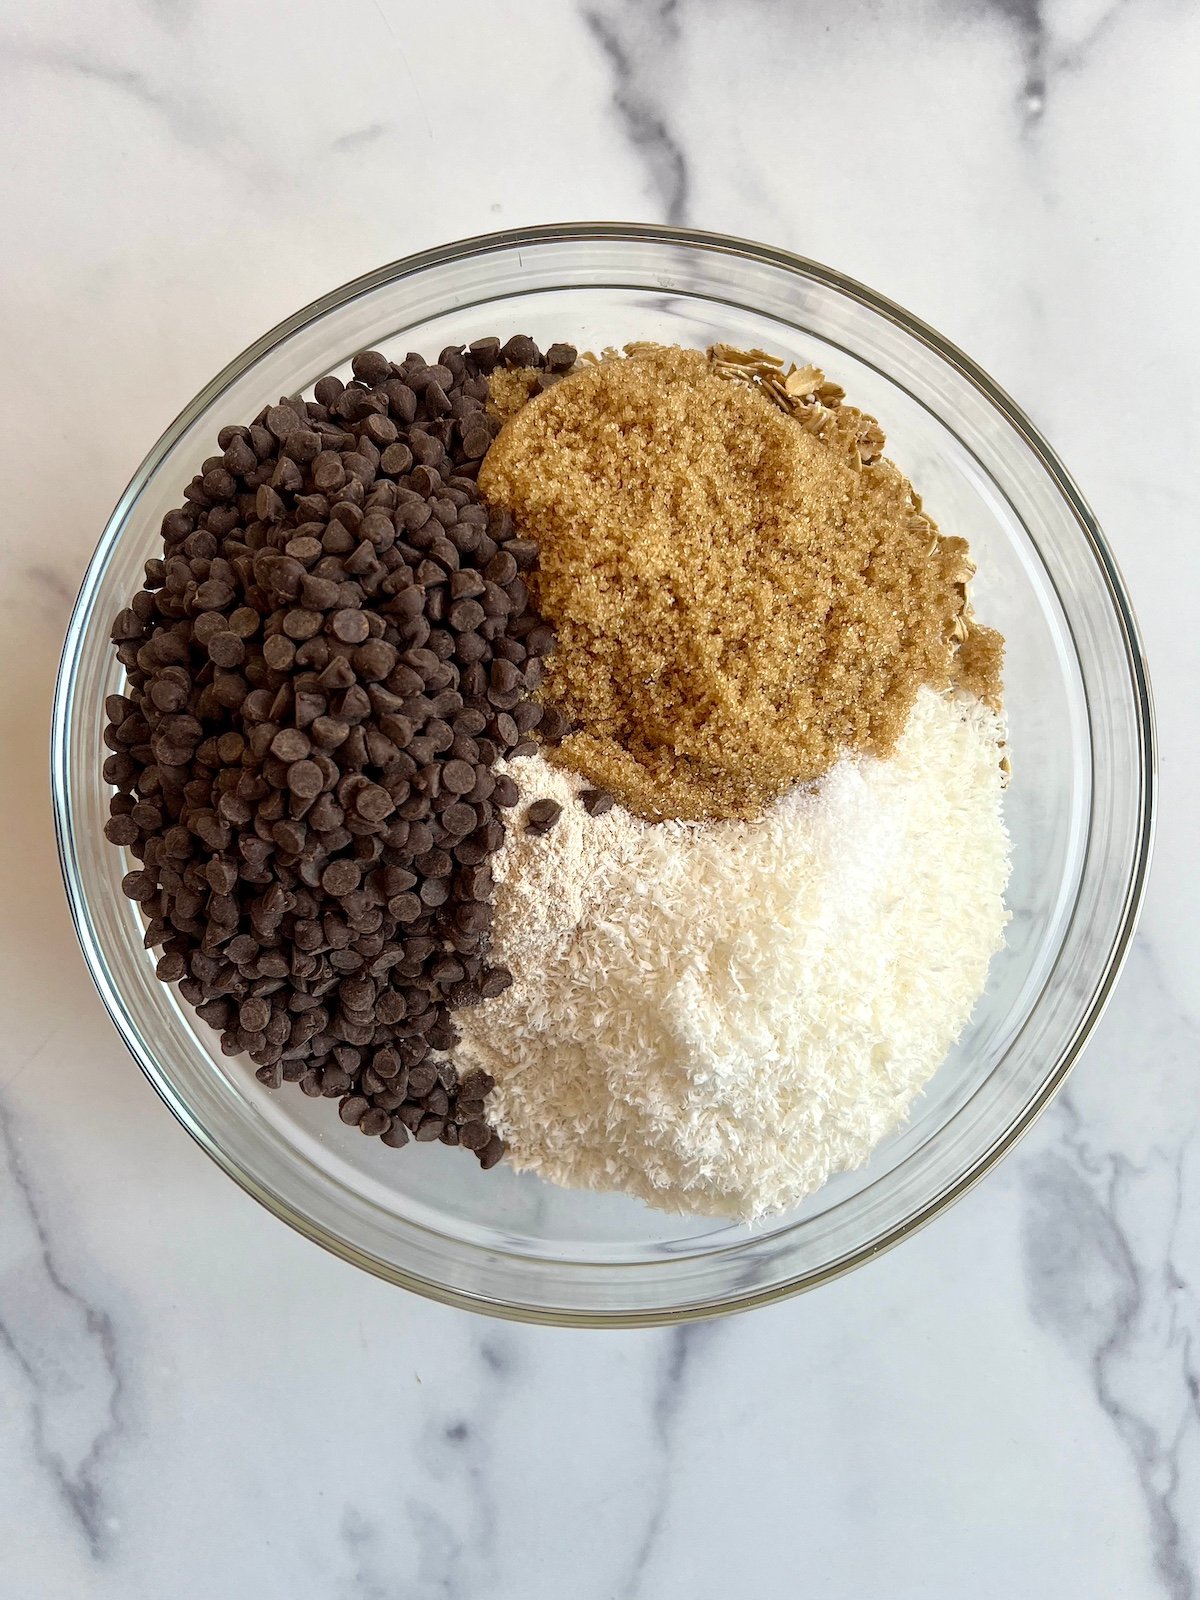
[1,2,1197,1595]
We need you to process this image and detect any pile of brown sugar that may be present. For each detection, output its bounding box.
[478,344,1002,821]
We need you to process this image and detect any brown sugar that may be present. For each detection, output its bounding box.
[488,366,543,422]
[952,622,1005,707]
[479,344,1003,821]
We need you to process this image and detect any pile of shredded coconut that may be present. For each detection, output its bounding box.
[455,688,1011,1221]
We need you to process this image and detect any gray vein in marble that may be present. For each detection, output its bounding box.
[1023,1082,1198,1599]
[140,0,196,31]
[0,1093,124,1558]
[583,1,690,224]
[23,563,76,618]
[620,1323,714,1600]
[368,0,436,145]
[337,1331,514,1598]
[984,0,1049,126]
[340,1477,468,1599]
[3,41,230,150]
[978,0,1136,129]
[338,1508,400,1600]
[478,1335,513,1377]
[331,123,391,153]
[1054,0,1138,70]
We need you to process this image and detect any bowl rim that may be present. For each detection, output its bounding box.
[51,221,1157,1326]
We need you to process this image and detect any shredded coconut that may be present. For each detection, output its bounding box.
[456,688,1011,1221]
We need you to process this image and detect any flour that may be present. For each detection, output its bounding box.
[456,688,1011,1221]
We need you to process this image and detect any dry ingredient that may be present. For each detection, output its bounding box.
[479,344,1002,821]
[101,324,1012,1220]
[103,339,568,1162]
[455,687,1011,1220]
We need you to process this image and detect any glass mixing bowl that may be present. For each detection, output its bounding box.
[52,225,1154,1325]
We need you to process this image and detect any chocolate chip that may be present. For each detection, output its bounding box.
[321,859,361,895]
[469,337,501,369]
[492,775,519,808]
[352,350,391,386]
[353,640,396,681]
[339,1094,369,1125]
[441,802,477,837]
[270,728,311,762]
[286,759,324,798]
[207,632,245,668]
[354,783,394,821]
[461,426,491,460]
[488,659,522,701]
[478,1134,506,1169]
[537,704,571,743]
[104,341,563,1176]
[545,342,577,372]
[459,1119,491,1152]
[283,608,323,640]
[331,608,370,644]
[240,997,270,1032]
[500,334,541,368]
[525,799,563,836]
[266,404,304,441]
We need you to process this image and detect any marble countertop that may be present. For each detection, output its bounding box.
[2,3,1197,1595]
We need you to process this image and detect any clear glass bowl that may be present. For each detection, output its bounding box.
[51,225,1155,1325]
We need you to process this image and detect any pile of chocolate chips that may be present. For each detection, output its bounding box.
[104,337,571,1163]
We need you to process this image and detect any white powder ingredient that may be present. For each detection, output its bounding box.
[456,688,1011,1221]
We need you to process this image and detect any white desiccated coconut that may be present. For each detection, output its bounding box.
[457,688,1011,1221]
